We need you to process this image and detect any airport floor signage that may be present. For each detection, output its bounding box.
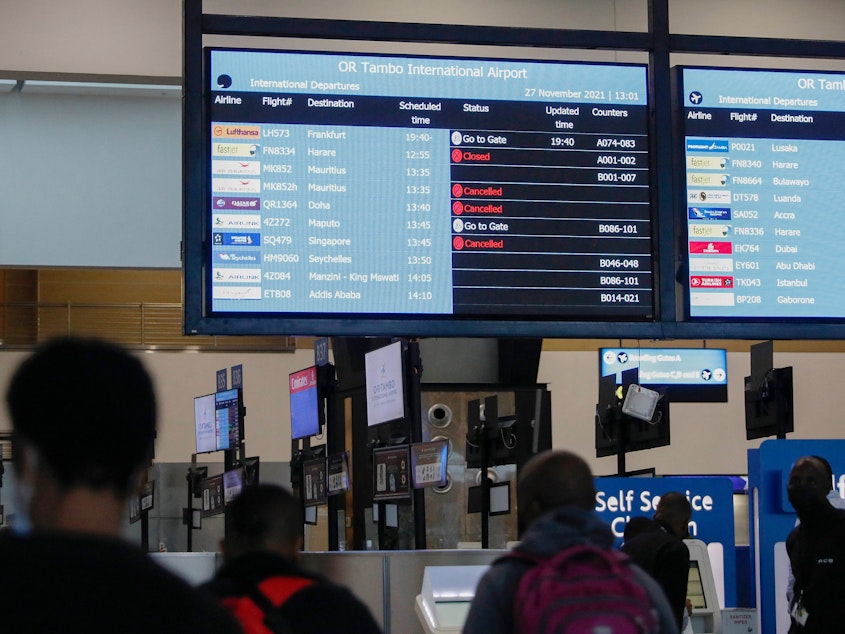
[595,476,736,607]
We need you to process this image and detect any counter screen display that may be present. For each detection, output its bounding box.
[680,67,845,319]
[206,48,653,322]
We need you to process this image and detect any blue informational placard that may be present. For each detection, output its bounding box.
[206,48,654,322]
[600,348,727,386]
[680,67,845,319]
[216,368,228,392]
[599,347,727,402]
[747,439,845,634]
[594,476,736,607]
[231,364,243,389]
[314,337,330,366]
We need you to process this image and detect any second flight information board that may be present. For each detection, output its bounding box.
[680,67,845,319]
[207,49,653,321]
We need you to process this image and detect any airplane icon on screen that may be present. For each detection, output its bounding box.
[689,91,703,104]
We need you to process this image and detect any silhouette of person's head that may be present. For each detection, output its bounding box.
[517,450,596,531]
[654,491,692,539]
[221,484,303,561]
[6,337,157,533]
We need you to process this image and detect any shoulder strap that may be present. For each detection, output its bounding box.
[245,585,296,634]
[241,575,315,634]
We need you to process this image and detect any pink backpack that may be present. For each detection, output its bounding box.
[511,544,660,634]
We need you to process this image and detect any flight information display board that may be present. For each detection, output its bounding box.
[680,67,845,319]
[206,48,653,322]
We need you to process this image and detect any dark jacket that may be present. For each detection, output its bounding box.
[621,517,690,631]
[463,507,678,634]
[202,551,382,634]
[0,531,241,633]
[786,506,845,633]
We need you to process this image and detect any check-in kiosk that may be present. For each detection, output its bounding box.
[415,565,489,634]
[685,539,722,634]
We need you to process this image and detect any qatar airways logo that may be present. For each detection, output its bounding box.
[214,197,260,210]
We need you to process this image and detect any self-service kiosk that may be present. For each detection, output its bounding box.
[685,538,723,634]
[415,565,488,634]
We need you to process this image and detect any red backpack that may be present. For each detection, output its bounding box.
[510,544,660,634]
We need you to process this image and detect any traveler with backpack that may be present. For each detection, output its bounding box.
[463,450,677,634]
[202,483,382,634]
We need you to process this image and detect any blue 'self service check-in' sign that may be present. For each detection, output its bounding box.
[594,476,736,606]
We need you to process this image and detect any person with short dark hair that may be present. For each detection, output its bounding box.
[202,483,382,634]
[463,450,677,634]
[621,492,693,631]
[785,455,845,633]
[0,337,240,632]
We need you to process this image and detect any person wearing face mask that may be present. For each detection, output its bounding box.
[0,337,241,633]
[785,455,845,633]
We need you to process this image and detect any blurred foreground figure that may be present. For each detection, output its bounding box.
[0,337,240,633]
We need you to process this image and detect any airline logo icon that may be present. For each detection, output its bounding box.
[212,178,261,194]
[689,224,730,238]
[688,190,731,204]
[212,160,261,176]
[690,241,732,255]
[214,197,260,210]
[690,275,734,288]
[213,250,259,264]
[212,143,259,158]
[690,291,735,307]
[211,124,260,139]
[689,257,733,273]
[213,268,261,283]
[686,139,730,153]
[213,286,262,300]
[213,232,260,247]
[688,207,731,221]
[686,156,728,170]
[213,214,261,229]
[688,173,729,187]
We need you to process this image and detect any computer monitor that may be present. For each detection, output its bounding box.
[599,347,728,403]
[687,560,707,610]
[289,366,321,440]
[223,467,244,505]
[745,366,794,440]
[365,340,406,426]
[214,388,243,450]
[194,393,217,454]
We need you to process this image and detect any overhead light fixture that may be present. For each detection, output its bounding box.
[18,80,181,98]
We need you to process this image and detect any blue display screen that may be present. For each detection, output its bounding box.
[206,48,653,320]
[680,67,845,319]
[600,347,727,402]
[215,388,242,450]
[289,366,320,440]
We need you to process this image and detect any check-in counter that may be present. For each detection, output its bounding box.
[301,549,503,634]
